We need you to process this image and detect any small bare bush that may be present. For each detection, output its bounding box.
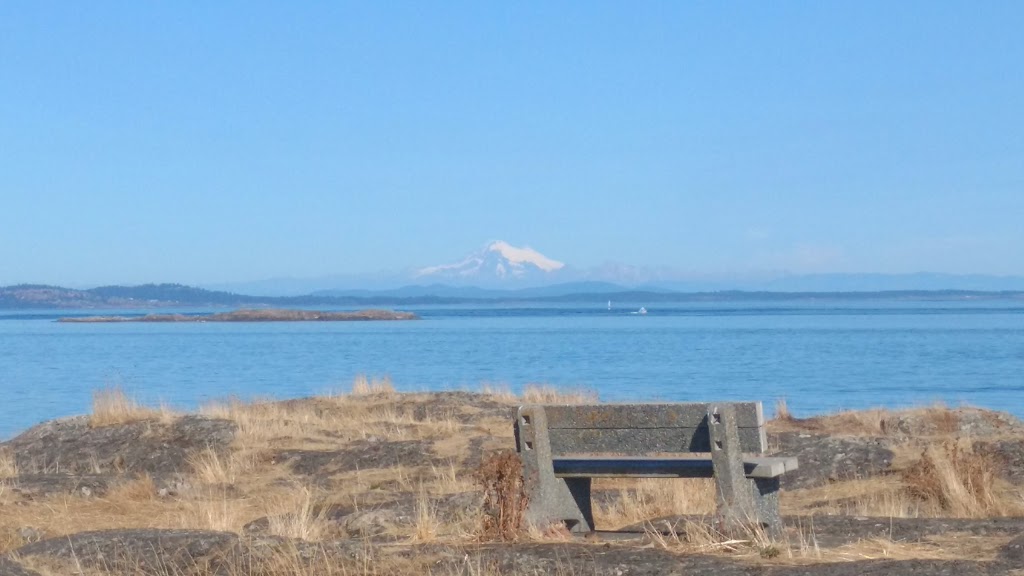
[474,451,528,541]
[902,440,1002,517]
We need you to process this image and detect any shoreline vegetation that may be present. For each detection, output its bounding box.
[1,382,1023,575]
[56,308,419,323]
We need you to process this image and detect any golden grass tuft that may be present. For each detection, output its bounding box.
[478,383,517,403]
[188,446,260,486]
[774,397,794,422]
[351,374,395,396]
[264,486,332,541]
[176,487,254,533]
[105,473,157,502]
[0,448,17,478]
[901,440,1010,517]
[89,386,175,428]
[521,384,597,404]
[411,487,441,542]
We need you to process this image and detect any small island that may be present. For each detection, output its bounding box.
[57,308,419,323]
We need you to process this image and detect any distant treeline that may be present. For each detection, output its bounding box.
[1,283,1022,310]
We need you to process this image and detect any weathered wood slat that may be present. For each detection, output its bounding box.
[541,403,764,429]
[552,456,795,479]
[548,426,766,455]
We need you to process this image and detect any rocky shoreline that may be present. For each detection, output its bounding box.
[57,308,419,323]
[1,390,1022,575]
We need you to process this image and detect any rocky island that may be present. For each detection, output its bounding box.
[57,308,419,323]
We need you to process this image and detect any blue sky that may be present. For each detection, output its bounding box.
[2,2,1022,286]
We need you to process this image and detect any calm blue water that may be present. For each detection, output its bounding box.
[2,300,1023,440]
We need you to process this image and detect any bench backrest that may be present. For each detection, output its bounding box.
[516,402,767,456]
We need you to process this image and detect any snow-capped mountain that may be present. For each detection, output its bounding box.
[414,241,567,285]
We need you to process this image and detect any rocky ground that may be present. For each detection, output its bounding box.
[1,387,1023,575]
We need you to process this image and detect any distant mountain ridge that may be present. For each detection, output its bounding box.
[2,282,1023,310]
[206,240,1024,296]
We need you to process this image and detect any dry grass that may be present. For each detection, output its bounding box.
[6,384,1023,573]
[645,515,779,558]
[351,374,395,396]
[594,478,716,528]
[773,403,978,438]
[774,397,793,422]
[520,384,597,404]
[411,487,441,542]
[105,473,157,502]
[89,386,176,428]
[188,446,262,485]
[0,447,17,478]
[264,486,332,541]
[901,439,1014,517]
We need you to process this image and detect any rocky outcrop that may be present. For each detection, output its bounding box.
[4,415,235,478]
[773,432,895,490]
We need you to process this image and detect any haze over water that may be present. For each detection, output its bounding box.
[2,299,1022,440]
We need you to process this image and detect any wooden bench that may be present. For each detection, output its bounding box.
[514,402,797,535]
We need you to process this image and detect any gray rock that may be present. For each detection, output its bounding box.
[0,557,41,576]
[4,415,235,477]
[275,438,438,478]
[974,438,1024,485]
[1000,533,1024,566]
[338,491,482,537]
[773,432,894,489]
[14,529,240,574]
[2,474,113,499]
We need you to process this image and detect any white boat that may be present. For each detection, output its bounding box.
[638,307,647,315]
[607,300,612,310]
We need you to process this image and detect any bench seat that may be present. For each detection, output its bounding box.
[553,455,798,479]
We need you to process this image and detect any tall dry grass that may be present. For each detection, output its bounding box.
[901,440,1010,518]
[0,448,17,478]
[264,486,332,541]
[89,386,175,427]
[594,478,716,529]
[351,374,395,396]
[774,398,793,422]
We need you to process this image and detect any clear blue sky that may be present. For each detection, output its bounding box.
[2,2,1022,286]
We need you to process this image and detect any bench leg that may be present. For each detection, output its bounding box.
[523,475,593,533]
[516,406,594,533]
[751,477,782,538]
[710,404,784,538]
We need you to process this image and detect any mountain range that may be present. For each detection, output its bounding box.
[211,240,1024,295]
[4,241,1024,309]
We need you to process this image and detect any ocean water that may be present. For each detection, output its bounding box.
[1,300,1022,440]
